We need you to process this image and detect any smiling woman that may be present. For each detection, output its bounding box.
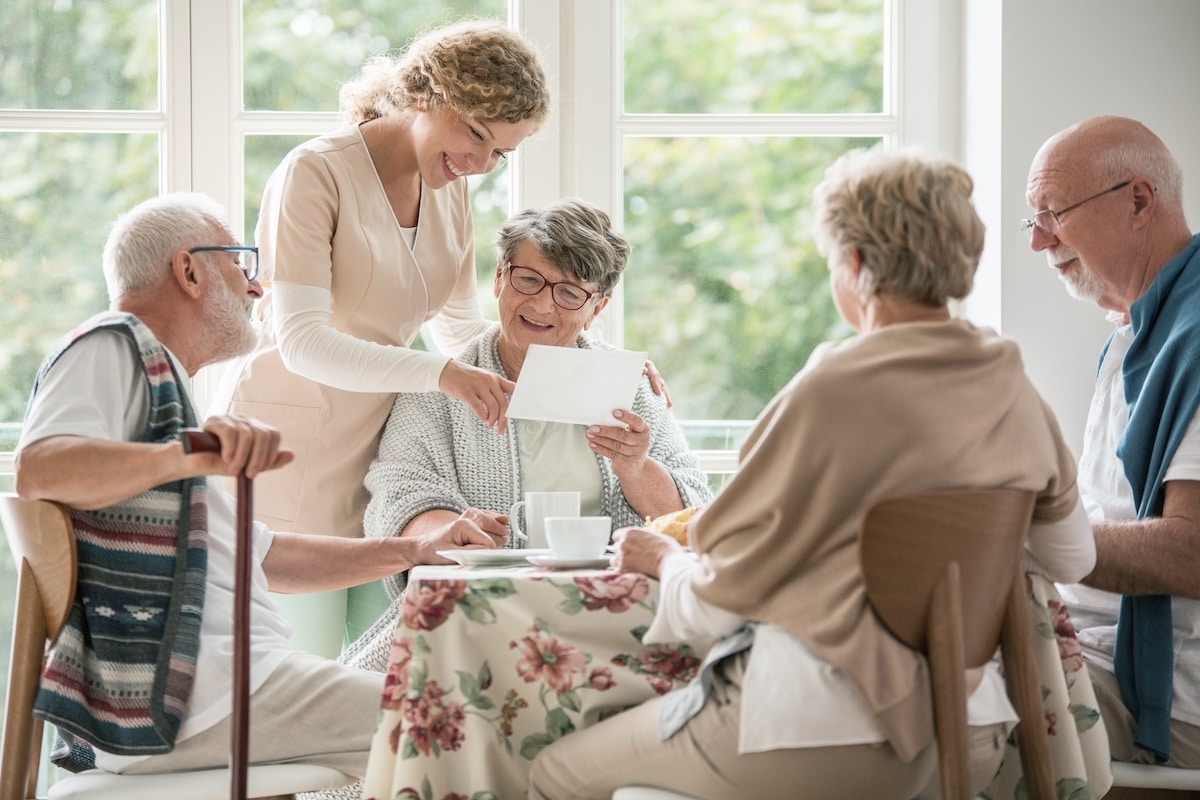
[336,199,713,691]
[0,7,961,788]
[204,18,551,659]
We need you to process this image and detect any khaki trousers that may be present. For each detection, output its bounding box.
[529,650,966,800]
[117,653,380,778]
[1089,661,1200,769]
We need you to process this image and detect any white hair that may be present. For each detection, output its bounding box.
[102,192,233,304]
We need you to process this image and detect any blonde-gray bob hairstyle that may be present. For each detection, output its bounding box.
[812,145,983,306]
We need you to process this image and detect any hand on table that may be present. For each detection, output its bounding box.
[611,526,682,580]
[417,507,509,564]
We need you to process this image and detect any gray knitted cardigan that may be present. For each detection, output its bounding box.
[363,323,712,599]
[338,326,712,680]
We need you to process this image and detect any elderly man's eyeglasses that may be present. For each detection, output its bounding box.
[188,245,260,281]
[505,263,598,310]
[1020,180,1132,241]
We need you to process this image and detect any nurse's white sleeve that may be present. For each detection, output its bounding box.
[272,281,450,393]
[643,551,746,644]
[1025,497,1096,583]
[426,288,490,357]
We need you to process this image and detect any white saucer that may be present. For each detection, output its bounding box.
[526,554,613,570]
[438,548,551,567]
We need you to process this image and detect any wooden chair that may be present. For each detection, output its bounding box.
[859,488,1053,800]
[615,488,1053,800]
[0,478,352,798]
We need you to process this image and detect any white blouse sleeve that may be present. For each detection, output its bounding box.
[424,277,491,357]
[643,551,747,645]
[272,281,451,393]
[1024,496,1096,583]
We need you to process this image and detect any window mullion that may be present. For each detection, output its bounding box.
[163,0,193,194]
[188,0,237,228]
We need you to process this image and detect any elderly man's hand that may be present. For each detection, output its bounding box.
[418,508,509,564]
[193,415,294,479]
[611,526,682,579]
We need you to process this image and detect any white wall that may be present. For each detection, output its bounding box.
[963,0,1200,458]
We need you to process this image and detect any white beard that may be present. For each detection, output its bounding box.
[203,272,257,362]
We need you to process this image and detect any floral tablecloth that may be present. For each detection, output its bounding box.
[361,566,1113,800]
[361,564,703,800]
[982,572,1113,800]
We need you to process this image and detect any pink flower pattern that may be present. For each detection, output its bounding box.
[573,573,651,612]
[369,568,726,799]
[1048,598,1085,674]
[613,643,701,694]
[402,579,467,631]
[510,627,588,693]
[381,636,414,712]
[400,679,466,757]
[588,666,615,690]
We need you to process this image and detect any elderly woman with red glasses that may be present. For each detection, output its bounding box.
[339,198,713,670]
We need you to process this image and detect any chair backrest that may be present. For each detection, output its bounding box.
[859,488,1054,800]
[0,493,78,800]
[2,474,355,800]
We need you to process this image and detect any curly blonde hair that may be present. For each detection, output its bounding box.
[338,19,550,128]
[812,144,983,306]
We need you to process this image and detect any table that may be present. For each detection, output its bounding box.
[983,572,1113,800]
[362,567,1113,800]
[360,564,704,800]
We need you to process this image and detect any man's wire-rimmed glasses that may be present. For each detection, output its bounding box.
[504,263,598,310]
[1020,180,1132,241]
[188,245,260,281]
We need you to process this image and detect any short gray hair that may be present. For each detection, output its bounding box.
[102,192,233,304]
[1096,139,1184,208]
[812,145,982,306]
[494,199,631,296]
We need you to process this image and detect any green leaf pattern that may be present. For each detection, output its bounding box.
[982,573,1113,800]
[368,567,699,800]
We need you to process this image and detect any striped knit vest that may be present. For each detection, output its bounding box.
[28,311,209,755]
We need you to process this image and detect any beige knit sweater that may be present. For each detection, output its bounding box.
[690,320,1080,762]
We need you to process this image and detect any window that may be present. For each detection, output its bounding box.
[0,0,951,753]
[568,0,949,477]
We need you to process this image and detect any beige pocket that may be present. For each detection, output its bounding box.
[228,401,321,525]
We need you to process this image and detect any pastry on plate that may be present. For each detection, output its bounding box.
[644,506,701,546]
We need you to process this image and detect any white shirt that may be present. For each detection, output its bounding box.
[17,331,295,767]
[645,552,1019,753]
[1062,324,1200,726]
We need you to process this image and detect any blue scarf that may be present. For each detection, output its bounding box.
[28,311,209,755]
[1111,232,1200,763]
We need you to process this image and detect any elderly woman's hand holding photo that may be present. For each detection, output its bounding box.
[339,197,714,681]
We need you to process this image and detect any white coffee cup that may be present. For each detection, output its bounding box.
[544,516,612,560]
[509,491,581,549]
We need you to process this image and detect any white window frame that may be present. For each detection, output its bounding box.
[549,0,960,474]
[0,0,959,477]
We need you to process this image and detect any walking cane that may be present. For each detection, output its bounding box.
[181,428,251,800]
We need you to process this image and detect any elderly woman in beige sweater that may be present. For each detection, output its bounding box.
[527,145,1098,800]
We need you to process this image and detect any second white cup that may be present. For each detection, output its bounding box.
[509,491,581,549]
[544,516,612,560]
